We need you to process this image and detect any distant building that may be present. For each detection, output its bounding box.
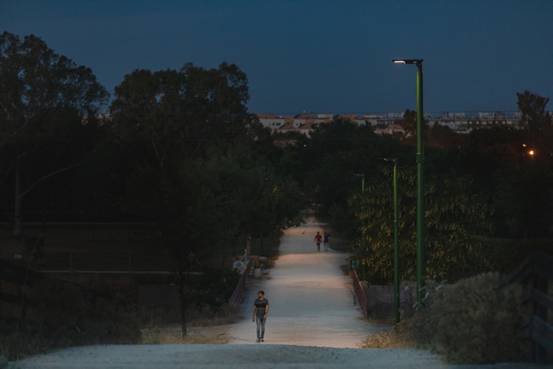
[257,111,528,137]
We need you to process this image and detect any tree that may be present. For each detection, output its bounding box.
[517,90,551,135]
[399,109,417,137]
[352,167,493,283]
[290,118,407,236]
[0,32,108,235]
[110,63,293,336]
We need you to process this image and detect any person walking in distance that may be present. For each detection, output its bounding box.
[323,231,330,251]
[251,290,269,342]
[314,231,322,251]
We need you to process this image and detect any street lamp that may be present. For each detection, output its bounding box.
[353,173,365,193]
[392,59,423,65]
[383,158,400,323]
[392,58,425,307]
[521,144,537,158]
[352,172,367,279]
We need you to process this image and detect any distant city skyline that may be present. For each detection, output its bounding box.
[2,0,552,113]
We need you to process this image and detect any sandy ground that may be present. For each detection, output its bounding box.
[9,220,550,369]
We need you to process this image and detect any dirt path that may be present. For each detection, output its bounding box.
[227,219,388,347]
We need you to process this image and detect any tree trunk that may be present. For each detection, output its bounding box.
[14,155,22,237]
[178,270,187,337]
[246,235,252,257]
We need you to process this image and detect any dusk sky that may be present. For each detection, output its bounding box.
[2,0,552,113]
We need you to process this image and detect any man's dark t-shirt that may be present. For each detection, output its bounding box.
[254,298,269,318]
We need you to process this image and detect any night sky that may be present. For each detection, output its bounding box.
[2,0,552,113]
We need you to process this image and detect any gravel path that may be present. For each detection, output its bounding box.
[227,220,388,347]
[9,220,549,369]
[10,344,546,369]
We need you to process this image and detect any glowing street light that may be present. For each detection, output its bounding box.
[522,144,536,158]
[392,58,423,65]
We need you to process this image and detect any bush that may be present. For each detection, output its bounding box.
[397,273,531,363]
[0,279,141,360]
[188,268,240,309]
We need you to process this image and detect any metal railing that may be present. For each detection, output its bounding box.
[351,269,369,318]
[229,259,252,307]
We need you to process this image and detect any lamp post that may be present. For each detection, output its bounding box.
[353,172,367,279]
[392,58,425,307]
[384,158,400,323]
[353,173,365,193]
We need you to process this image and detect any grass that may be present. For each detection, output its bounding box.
[140,325,229,344]
[364,329,412,349]
[138,303,239,345]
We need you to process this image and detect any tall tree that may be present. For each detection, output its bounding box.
[399,109,417,137]
[516,90,552,143]
[0,32,108,235]
[110,63,255,336]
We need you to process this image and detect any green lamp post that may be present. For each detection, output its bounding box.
[384,158,400,323]
[353,173,366,193]
[392,58,425,307]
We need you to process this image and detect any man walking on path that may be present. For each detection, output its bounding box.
[251,290,269,342]
[314,232,322,251]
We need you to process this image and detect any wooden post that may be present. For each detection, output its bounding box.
[14,155,22,237]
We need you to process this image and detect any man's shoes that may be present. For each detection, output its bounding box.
[261,338,264,342]
[256,338,260,343]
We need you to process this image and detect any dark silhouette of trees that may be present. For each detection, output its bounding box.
[0,32,108,235]
[399,109,416,137]
[1,33,303,337]
[517,90,552,140]
[110,63,302,335]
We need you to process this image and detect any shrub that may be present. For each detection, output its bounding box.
[0,279,141,360]
[397,273,531,363]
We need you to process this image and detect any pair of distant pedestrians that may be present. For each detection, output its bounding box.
[314,231,330,251]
